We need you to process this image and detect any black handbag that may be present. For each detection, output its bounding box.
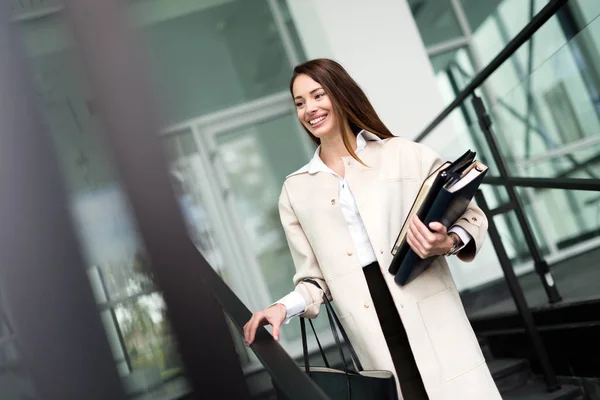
[288,278,398,400]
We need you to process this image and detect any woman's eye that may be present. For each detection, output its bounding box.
[295,101,304,108]
[315,93,324,100]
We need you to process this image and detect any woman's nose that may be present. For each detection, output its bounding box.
[306,100,318,113]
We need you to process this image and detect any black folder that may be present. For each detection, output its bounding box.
[388,150,488,286]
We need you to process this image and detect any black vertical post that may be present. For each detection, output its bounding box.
[475,191,559,391]
[0,3,128,399]
[472,94,562,304]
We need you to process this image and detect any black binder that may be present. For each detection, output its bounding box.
[388,150,488,286]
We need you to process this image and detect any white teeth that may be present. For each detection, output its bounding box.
[309,115,326,125]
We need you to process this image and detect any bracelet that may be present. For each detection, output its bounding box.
[444,233,460,256]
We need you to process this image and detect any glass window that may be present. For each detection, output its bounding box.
[215,114,308,304]
[0,302,38,399]
[139,0,294,125]
[213,113,334,343]
[13,0,309,395]
[570,0,600,25]
[277,0,308,63]
[408,0,464,46]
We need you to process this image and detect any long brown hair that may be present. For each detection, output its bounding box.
[289,58,394,164]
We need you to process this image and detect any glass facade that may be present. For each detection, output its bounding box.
[10,0,313,397]
[2,0,599,398]
[411,0,600,288]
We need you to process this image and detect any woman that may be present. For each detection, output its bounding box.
[243,59,501,400]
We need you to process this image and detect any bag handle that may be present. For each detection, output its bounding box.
[300,317,330,374]
[300,279,364,372]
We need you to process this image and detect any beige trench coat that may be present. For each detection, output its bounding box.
[278,136,501,400]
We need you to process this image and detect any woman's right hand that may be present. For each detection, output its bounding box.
[243,303,287,346]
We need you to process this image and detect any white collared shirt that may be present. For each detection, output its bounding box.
[275,130,471,321]
[290,130,381,268]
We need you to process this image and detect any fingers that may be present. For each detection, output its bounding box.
[409,216,432,256]
[428,221,447,235]
[272,320,282,341]
[244,306,286,345]
[408,216,448,258]
[406,227,425,259]
[243,312,263,346]
[411,216,436,242]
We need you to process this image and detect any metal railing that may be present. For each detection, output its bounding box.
[413,0,600,393]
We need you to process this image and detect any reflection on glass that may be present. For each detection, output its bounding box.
[0,300,38,399]
[163,129,256,369]
[116,295,179,376]
[277,0,308,62]
[425,3,600,269]
[488,14,600,178]
[140,0,293,125]
[164,130,226,274]
[216,115,307,303]
[408,0,463,47]
[215,114,332,341]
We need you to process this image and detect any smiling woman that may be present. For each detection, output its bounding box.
[289,59,395,168]
[243,58,498,400]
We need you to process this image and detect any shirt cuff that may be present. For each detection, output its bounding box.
[448,226,472,254]
[271,291,306,324]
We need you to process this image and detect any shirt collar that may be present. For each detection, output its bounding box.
[288,130,384,178]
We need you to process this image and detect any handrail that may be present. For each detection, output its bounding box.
[484,176,600,192]
[414,0,569,143]
[472,94,561,392]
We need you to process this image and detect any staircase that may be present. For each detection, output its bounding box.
[250,337,586,399]
[480,338,584,400]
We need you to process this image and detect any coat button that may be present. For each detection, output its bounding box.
[380,249,384,254]
[347,161,351,166]
[364,304,369,308]
[347,251,353,256]
[471,217,477,222]
[331,199,336,205]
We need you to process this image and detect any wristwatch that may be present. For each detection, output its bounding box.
[444,233,460,256]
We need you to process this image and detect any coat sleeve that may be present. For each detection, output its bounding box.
[278,182,330,319]
[415,143,489,262]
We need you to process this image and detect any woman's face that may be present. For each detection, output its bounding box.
[292,74,339,140]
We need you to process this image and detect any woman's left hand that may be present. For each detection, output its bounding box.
[406,215,454,259]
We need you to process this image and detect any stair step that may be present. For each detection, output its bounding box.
[488,358,531,393]
[503,382,582,400]
[478,336,494,361]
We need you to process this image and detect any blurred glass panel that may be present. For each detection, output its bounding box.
[0,304,38,400]
[277,0,308,63]
[163,129,226,275]
[573,0,600,25]
[138,0,294,126]
[516,187,600,253]
[214,113,333,342]
[14,6,191,397]
[421,109,500,178]
[408,0,464,47]
[215,114,308,304]
[487,13,600,178]
[471,0,552,74]
[431,46,475,83]
[115,294,182,384]
[469,0,597,127]
[12,0,310,395]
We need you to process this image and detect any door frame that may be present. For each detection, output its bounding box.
[161,92,329,359]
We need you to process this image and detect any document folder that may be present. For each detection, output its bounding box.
[388,150,488,286]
